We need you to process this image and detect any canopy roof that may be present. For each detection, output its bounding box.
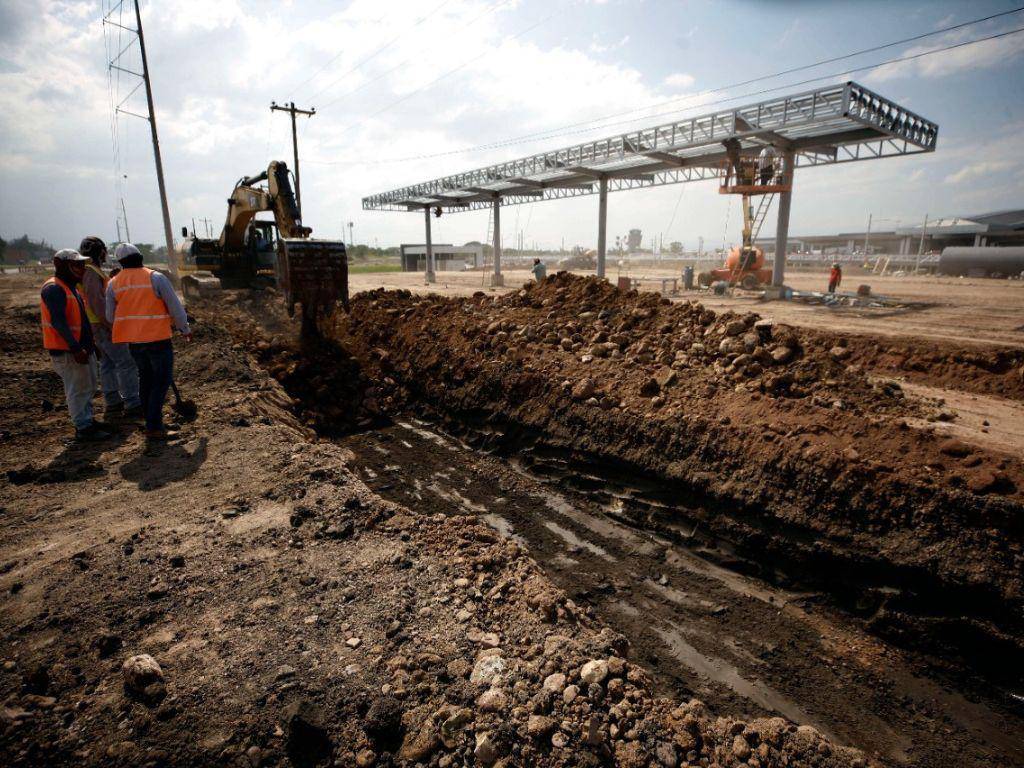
[363,81,938,214]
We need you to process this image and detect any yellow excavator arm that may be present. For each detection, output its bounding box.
[219,160,312,250]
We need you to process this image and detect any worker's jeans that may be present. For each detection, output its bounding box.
[93,326,141,409]
[129,340,174,432]
[51,351,98,431]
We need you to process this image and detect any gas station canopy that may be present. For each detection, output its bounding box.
[361,81,937,288]
[362,81,937,213]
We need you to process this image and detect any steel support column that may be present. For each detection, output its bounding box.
[772,150,795,288]
[424,207,436,283]
[597,176,608,278]
[491,197,504,287]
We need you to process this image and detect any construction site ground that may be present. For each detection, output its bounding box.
[1,268,1023,768]
[348,267,1024,348]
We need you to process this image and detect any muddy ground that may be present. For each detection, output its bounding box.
[2,268,1024,767]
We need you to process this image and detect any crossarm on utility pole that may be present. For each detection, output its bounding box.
[270,101,316,219]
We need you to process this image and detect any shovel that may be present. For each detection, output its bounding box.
[169,379,198,422]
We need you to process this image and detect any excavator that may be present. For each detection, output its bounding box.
[179,160,348,334]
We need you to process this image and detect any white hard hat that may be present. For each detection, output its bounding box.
[53,248,89,263]
[114,243,142,262]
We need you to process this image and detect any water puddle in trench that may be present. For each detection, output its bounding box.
[652,623,840,743]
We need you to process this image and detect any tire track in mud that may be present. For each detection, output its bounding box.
[338,420,1024,768]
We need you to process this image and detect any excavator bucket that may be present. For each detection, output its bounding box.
[277,238,349,336]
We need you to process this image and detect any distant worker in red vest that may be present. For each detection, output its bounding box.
[79,236,141,418]
[105,243,192,440]
[40,249,114,441]
[828,263,843,293]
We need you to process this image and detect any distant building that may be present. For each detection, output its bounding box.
[400,243,483,272]
[755,208,1024,264]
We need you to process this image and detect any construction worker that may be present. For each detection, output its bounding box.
[758,145,777,185]
[79,236,141,417]
[723,137,743,186]
[40,249,113,441]
[105,243,192,440]
[531,257,547,282]
[828,263,843,293]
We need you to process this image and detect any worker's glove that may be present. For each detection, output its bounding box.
[72,349,89,365]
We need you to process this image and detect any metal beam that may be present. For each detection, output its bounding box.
[734,116,791,149]
[491,199,504,287]
[597,177,608,279]
[773,149,795,287]
[424,207,435,284]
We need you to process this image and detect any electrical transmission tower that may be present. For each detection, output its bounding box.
[102,0,177,282]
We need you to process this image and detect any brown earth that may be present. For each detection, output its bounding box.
[323,273,1024,675]
[1,287,875,768]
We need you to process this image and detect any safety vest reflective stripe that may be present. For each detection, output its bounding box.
[39,277,84,351]
[109,267,173,343]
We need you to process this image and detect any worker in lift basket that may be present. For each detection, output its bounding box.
[828,263,843,294]
[39,249,114,441]
[758,145,777,185]
[104,243,192,441]
[531,258,547,282]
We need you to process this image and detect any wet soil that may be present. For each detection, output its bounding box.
[337,418,1024,768]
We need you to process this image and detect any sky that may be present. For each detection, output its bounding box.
[1,0,1023,253]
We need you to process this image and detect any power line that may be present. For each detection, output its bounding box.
[306,8,1024,166]
[307,20,1024,167]
[289,0,456,101]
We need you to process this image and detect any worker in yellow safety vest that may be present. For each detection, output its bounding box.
[40,249,114,441]
[105,243,192,440]
[79,236,141,417]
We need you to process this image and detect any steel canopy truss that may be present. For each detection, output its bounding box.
[362,82,937,213]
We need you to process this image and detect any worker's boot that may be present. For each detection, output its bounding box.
[75,423,114,442]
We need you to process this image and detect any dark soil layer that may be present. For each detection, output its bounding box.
[322,274,1024,676]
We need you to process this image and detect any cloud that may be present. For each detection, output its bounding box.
[943,160,1014,185]
[589,33,630,53]
[868,25,1024,82]
[663,72,695,89]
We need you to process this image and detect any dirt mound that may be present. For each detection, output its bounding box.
[326,274,1024,674]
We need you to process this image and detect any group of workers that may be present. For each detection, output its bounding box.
[40,237,191,442]
[723,139,779,188]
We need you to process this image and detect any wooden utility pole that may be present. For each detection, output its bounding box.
[133,0,177,283]
[270,101,315,218]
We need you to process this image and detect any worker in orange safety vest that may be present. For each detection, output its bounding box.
[105,243,192,440]
[40,249,114,441]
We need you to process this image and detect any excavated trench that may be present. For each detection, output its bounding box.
[207,282,1024,768]
[328,416,1024,768]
